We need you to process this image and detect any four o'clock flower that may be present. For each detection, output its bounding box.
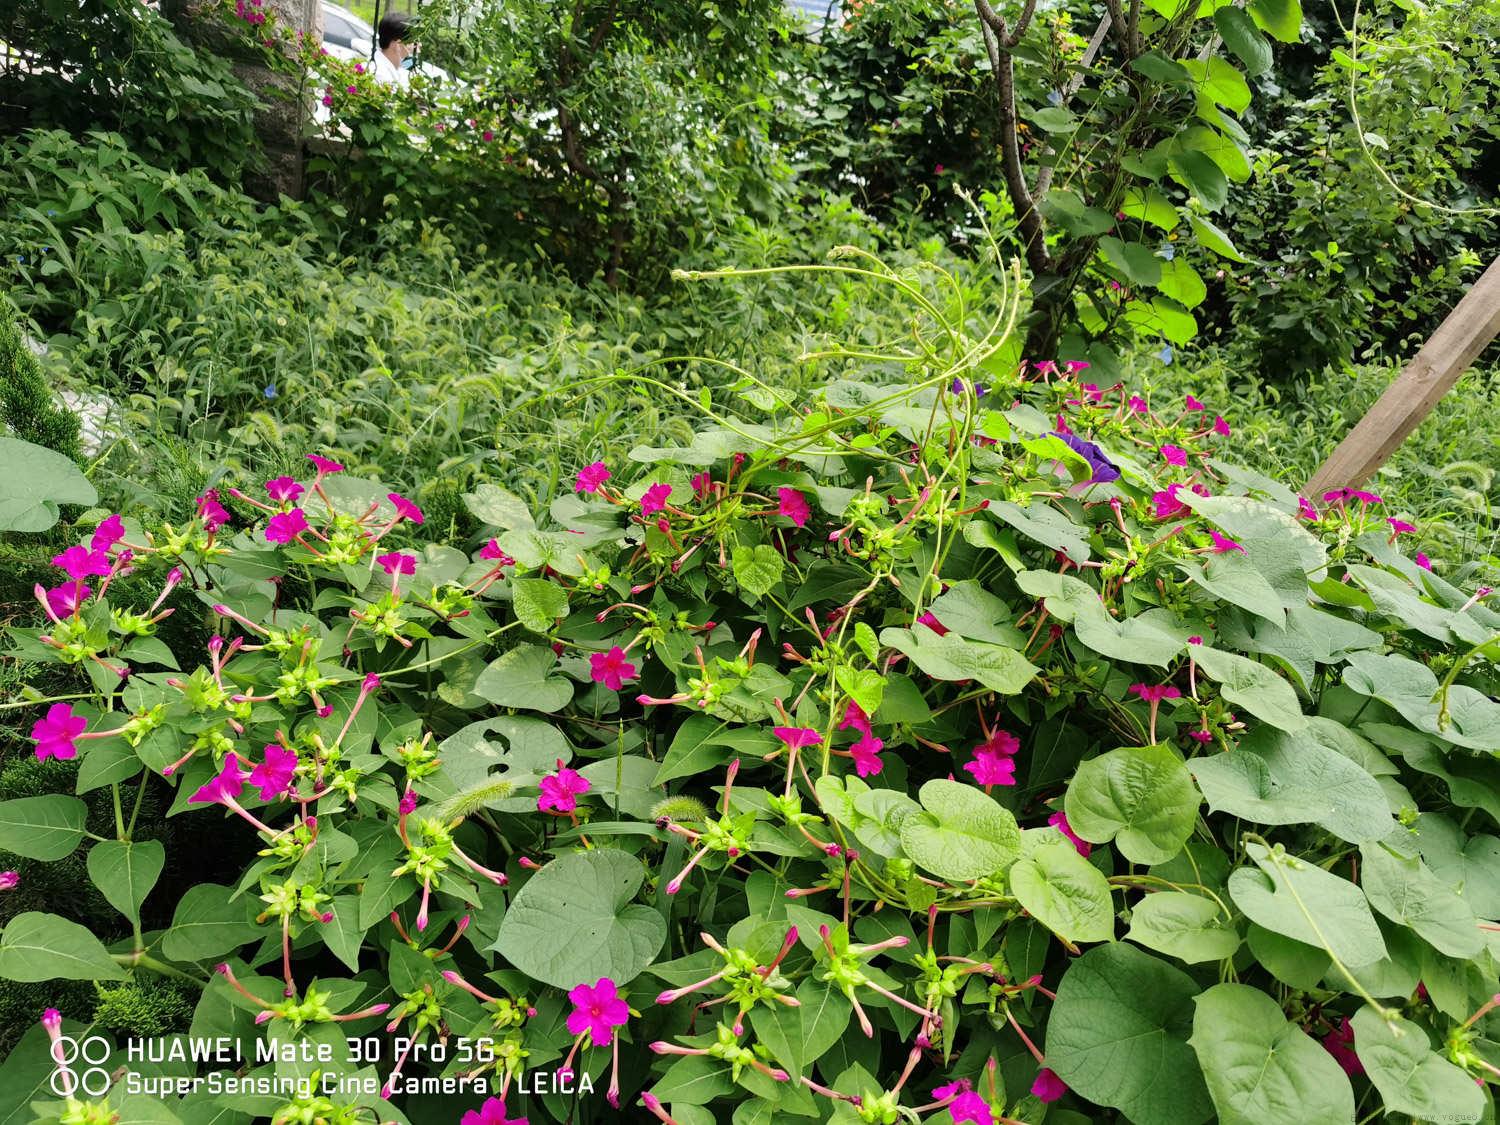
[538,759,590,814]
[248,744,299,802]
[1212,415,1230,437]
[306,453,344,480]
[265,476,304,504]
[1031,1068,1068,1102]
[640,483,673,516]
[189,753,278,835]
[91,513,125,553]
[563,977,631,1107]
[849,732,884,777]
[916,610,949,636]
[1416,552,1432,570]
[52,545,112,581]
[777,487,811,528]
[377,551,417,591]
[30,703,88,761]
[1387,517,1415,537]
[388,492,424,525]
[1184,394,1206,412]
[1131,682,1183,743]
[196,490,231,532]
[0,871,17,890]
[589,646,637,691]
[460,1096,529,1125]
[1048,811,1091,857]
[41,582,90,621]
[1207,530,1245,554]
[576,461,611,495]
[963,729,1019,791]
[265,508,309,545]
[1160,444,1188,467]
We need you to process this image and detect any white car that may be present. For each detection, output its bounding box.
[319,2,456,84]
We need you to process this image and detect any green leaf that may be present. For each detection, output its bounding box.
[87,839,164,926]
[473,644,575,713]
[160,883,263,962]
[1047,944,1213,1125]
[1350,1005,1485,1124]
[1123,298,1199,345]
[732,544,785,599]
[1227,842,1386,968]
[1030,106,1078,133]
[509,578,568,634]
[1248,0,1302,41]
[0,911,127,981]
[1180,58,1252,114]
[1188,645,1305,731]
[878,627,1037,696]
[983,500,1092,561]
[1041,189,1114,236]
[1018,571,1191,666]
[1131,52,1193,86]
[835,667,885,717]
[0,436,97,532]
[1065,744,1199,864]
[1189,215,1248,262]
[1181,552,1286,626]
[1156,259,1207,309]
[749,977,851,1081]
[899,779,1021,882]
[654,715,770,786]
[1246,923,1329,989]
[0,794,87,860]
[1010,837,1115,944]
[492,849,666,988]
[1343,651,1500,752]
[1214,6,1273,74]
[1190,984,1353,1125]
[1127,892,1240,963]
[1098,237,1164,286]
[1122,185,1179,230]
[1171,151,1229,210]
[1359,840,1483,958]
[1180,125,1252,182]
[462,482,535,530]
[319,895,365,973]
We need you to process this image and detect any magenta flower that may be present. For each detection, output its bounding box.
[1297,495,1319,521]
[1031,1068,1067,1103]
[44,582,90,619]
[480,539,516,565]
[52,545,112,580]
[1064,360,1090,374]
[1131,683,1182,703]
[1048,811,1091,857]
[566,977,630,1045]
[850,733,885,778]
[189,753,249,805]
[1081,382,1103,403]
[1387,518,1415,535]
[460,1096,529,1125]
[482,129,495,142]
[197,491,230,531]
[777,488,811,528]
[1321,1017,1363,1077]
[1348,489,1382,505]
[265,508,308,544]
[1416,552,1433,570]
[1184,394,1206,411]
[1207,530,1245,553]
[773,727,823,751]
[321,94,333,106]
[576,462,611,494]
[376,551,417,576]
[306,454,345,477]
[538,759,591,814]
[248,745,299,802]
[691,471,712,500]
[1212,415,1230,437]
[640,484,673,516]
[1152,485,1188,520]
[1128,395,1148,414]
[1322,489,1348,504]
[837,701,871,734]
[387,493,424,525]
[1160,444,1188,467]
[916,611,949,636]
[265,476,304,503]
[399,789,418,815]
[0,871,17,891]
[31,703,87,762]
[90,514,125,552]
[964,730,1019,787]
[947,1089,994,1125]
[589,647,637,691]
[1188,728,1214,743]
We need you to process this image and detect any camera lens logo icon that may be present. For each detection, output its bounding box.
[49,1035,113,1098]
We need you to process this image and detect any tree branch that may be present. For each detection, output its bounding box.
[977,12,1053,277]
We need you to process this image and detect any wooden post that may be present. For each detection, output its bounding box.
[1306,256,1500,497]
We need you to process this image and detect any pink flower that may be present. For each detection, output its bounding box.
[31,703,87,761]
[346,84,357,94]
[1184,394,1206,411]
[1128,395,1148,414]
[916,611,949,636]
[1034,360,1058,376]
[52,545,112,580]
[773,727,823,751]
[589,647,637,691]
[1081,383,1103,403]
[248,745,298,802]
[1207,530,1245,553]
[196,491,231,531]
[1322,489,1348,504]
[1031,1068,1067,1102]
[777,487,811,528]
[480,539,516,565]
[1048,811,1091,857]
[850,733,885,777]
[265,476,304,503]
[1152,485,1188,520]
[0,871,17,891]
[964,730,1019,787]
[837,701,871,734]
[538,759,591,814]
[1160,444,1188,467]
[576,462,611,494]
[44,582,90,619]
[321,94,333,106]
[1297,496,1319,521]
[482,130,494,142]
[934,163,945,175]
[377,552,417,576]
[90,514,125,552]
[190,753,249,805]
[1131,683,1182,703]
[690,471,712,500]
[1348,489,1382,505]
[1064,360,1090,374]
[460,1096,528,1125]
[1188,728,1214,743]
[1387,518,1415,535]
[641,483,673,516]
[566,977,630,1045]
[306,454,344,477]
[388,493,424,525]
[1321,1017,1363,1077]
[947,1090,994,1125]
[265,508,308,544]
[1212,416,1230,437]
[1416,552,1432,570]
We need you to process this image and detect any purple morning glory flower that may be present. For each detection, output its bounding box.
[1052,431,1120,484]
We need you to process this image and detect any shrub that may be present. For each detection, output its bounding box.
[4,253,1500,1125]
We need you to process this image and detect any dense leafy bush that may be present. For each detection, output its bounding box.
[5,256,1500,1125]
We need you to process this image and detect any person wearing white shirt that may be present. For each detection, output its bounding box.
[371,12,415,89]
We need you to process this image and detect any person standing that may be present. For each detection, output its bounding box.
[371,12,416,88]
